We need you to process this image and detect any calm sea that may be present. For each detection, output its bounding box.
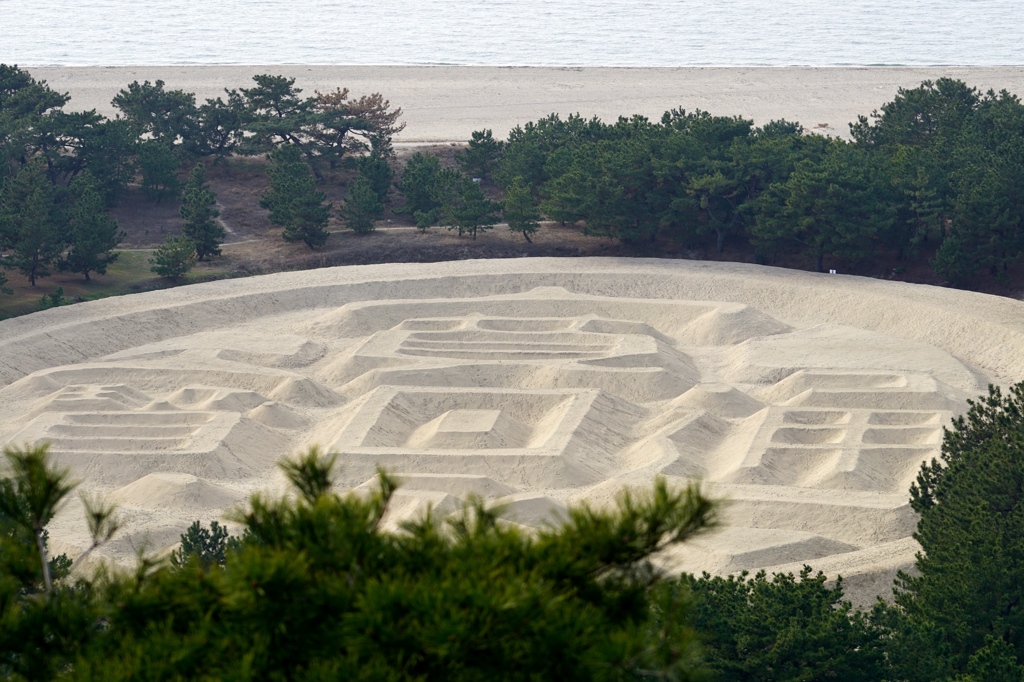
[2,0,1021,67]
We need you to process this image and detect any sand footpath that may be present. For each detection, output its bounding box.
[28,65,1024,143]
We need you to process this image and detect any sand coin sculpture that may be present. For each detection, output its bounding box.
[2,258,1021,605]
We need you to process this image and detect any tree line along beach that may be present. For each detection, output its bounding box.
[1,64,1023,320]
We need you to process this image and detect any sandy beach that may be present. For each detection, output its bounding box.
[28,65,1024,143]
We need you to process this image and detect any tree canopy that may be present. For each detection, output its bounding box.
[60,172,124,280]
[341,173,384,234]
[879,383,1024,680]
[5,379,1024,679]
[0,445,717,680]
[260,144,332,249]
[179,162,224,261]
[7,63,1024,294]
[149,235,196,280]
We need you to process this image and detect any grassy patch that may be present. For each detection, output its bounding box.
[0,250,233,320]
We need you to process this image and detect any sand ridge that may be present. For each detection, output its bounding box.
[2,257,1023,605]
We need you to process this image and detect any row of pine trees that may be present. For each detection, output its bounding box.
[11,66,1022,296]
[0,64,408,291]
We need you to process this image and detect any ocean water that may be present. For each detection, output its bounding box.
[2,0,1021,67]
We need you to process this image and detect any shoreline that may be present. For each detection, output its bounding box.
[29,65,1024,143]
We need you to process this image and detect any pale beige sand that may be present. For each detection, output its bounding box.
[2,258,1023,606]
[27,66,1024,142]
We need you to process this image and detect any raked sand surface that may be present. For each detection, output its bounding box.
[3,257,1024,605]
[28,65,1024,142]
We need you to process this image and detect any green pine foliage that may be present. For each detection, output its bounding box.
[679,568,887,681]
[0,160,64,286]
[149,235,196,280]
[751,141,894,272]
[399,151,443,221]
[239,74,311,158]
[76,118,139,204]
[60,172,125,280]
[179,162,224,261]
[0,443,118,679]
[956,636,1024,682]
[137,139,182,202]
[189,90,247,161]
[0,444,77,593]
[453,180,501,239]
[237,75,404,175]
[0,65,69,175]
[282,189,332,248]
[0,445,718,679]
[6,62,1024,291]
[341,174,383,234]
[38,286,70,310]
[112,79,199,151]
[484,86,1024,284]
[260,145,331,249]
[355,152,394,204]
[503,176,541,242]
[433,169,501,239]
[456,128,505,182]
[880,383,1024,680]
[169,520,238,569]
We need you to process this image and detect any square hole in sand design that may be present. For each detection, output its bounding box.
[335,388,582,452]
[322,387,645,488]
[406,409,533,449]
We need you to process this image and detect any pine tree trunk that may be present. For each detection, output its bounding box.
[35,527,52,591]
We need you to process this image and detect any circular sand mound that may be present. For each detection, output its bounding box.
[3,258,1023,605]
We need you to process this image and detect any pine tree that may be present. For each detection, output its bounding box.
[282,187,331,249]
[0,444,102,593]
[38,287,69,310]
[453,177,501,239]
[882,383,1024,680]
[179,163,224,261]
[399,151,442,219]
[137,139,181,202]
[751,141,891,272]
[355,152,393,204]
[149,235,196,280]
[258,145,304,227]
[170,520,238,569]
[260,145,331,249]
[679,568,887,681]
[0,161,64,286]
[77,118,138,204]
[65,449,714,679]
[457,128,505,182]
[61,173,125,281]
[503,176,541,243]
[0,442,117,678]
[341,175,383,234]
[433,170,500,239]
